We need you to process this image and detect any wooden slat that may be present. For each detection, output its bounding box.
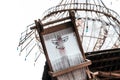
[43,17,70,26]
[92,63,120,70]
[49,59,92,77]
[69,10,86,59]
[41,21,73,35]
[98,71,120,77]
[86,49,120,57]
[86,48,120,56]
[30,17,70,30]
[113,70,120,73]
[93,57,120,63]
[34,20,53,71]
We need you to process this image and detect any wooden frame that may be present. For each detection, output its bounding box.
[34,10,92,79]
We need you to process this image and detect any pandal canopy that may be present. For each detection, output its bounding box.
[18,0,120,80]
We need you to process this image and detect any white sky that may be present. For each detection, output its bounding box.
[0,0,120,80]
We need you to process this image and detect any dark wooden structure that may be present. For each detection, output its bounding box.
[86,48,120,80]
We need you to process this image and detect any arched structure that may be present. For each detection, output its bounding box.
[40,0,120,53]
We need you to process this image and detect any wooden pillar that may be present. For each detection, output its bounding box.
[69,10,86,59]
[34,20,53,71]
[69,10,92,79]
[98,71,120,77]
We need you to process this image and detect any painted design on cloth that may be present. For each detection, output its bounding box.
[52,35,68,53]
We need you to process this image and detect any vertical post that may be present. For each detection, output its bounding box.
[69,10,92,79]
[34,20,53,71]
[69,10,86,59]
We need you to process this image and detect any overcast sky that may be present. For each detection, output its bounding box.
[0,0,120,80]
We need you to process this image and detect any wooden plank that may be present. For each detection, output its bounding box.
[30,17,70,30]
[86,48,120,56]
[42,21,73,35]
[49,59,92,77]
[86,49,120,57]
[93,63,120,70]
[34,20,53,71]
[43,17,70,26]
[69,10,86,59]
[69,10,92,79]
[98,71,120,77]
[93,57,120,63]
[113,70,120,73]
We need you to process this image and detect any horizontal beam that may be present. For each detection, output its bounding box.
[113,70,120,73]
[86,48,120,54]
[86,49,120,57]
[98,71,120,78]
[41,21,73,35]
[92,63,120,70]
[49,59,91,77]
[43,17,70,26]
[92,56,120,63]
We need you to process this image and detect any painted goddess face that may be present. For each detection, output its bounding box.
[52,35,68,50]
